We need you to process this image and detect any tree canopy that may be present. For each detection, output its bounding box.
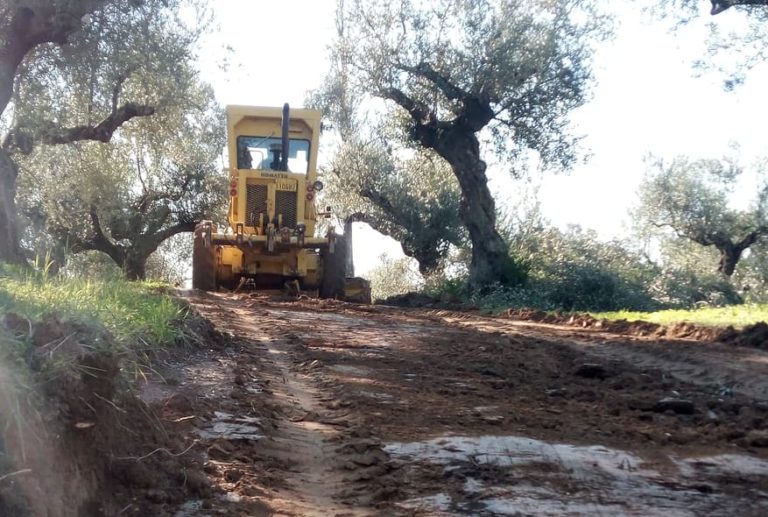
[326,136,465,275]
[326,0,606,289]
[18,80,225,279]
[652,0,768,85]
[0,0,210,266]
[635,156,768,278]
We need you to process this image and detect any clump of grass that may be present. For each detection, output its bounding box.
[592,304,768,328]
[0,270,187,351]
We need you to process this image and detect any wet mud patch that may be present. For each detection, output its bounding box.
[386,435,768,516]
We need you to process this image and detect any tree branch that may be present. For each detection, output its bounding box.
[0,3,104,114]
[4,103,155,154]
[58,204,124,266]
[40,102,155,146]
[148,219,197,252]
[711,0,768,15]
[396,61,467,101]
[380,87,431,123]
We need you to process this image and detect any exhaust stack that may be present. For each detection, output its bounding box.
[280,103,290,171]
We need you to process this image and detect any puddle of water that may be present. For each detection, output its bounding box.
[386,435,652,477]
[198,411,263,441]
[385,435,768,516]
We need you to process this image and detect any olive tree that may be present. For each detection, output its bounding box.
[660,0,768,15]
[0,0,208,265]
[635,156,768,278]
[323,128,465,276]
[330,0,606,289]
[18,81,225,280]
[651,1,768,85]
[309,9,465,277]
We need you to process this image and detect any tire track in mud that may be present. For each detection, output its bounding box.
[182,293,395,516]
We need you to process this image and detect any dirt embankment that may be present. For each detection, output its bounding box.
[0,311,226,516]
[503,308,768,349]
[382,292,768,351]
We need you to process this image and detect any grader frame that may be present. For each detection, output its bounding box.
[193,104,362,301]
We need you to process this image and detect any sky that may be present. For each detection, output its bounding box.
[198,0,768,275]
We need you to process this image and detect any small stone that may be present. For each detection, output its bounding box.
[746,430,768,447]
[653,398,695,415]
[574,363,608,380]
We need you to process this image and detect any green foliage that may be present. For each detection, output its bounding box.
[4,0,225,278]
[145,233,193,286]
[0,271,187,350]
[60,251,124,280]
[636,156,760,244]
[16,63,226,277]
[317,0,609,288]
[634,155,768,278]
[512,226,660,311]
[366,255,423,300]
[325,136,466,274]
[733,239,768,302]
[310,41,466,275]
[595,304,768,328]
[8,0,212,138]
[650,238,742,306]
[423,275,469,301]
[417,225,661,312]
[650,0,768,86]
[334,0,609,169]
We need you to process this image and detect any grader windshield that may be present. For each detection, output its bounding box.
[236,136,311,173]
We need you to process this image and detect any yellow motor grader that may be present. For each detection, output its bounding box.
[192,104,370,302]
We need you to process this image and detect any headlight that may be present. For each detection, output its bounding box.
[313,180,324,192]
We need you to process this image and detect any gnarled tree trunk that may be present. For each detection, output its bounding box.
[433,128,515,290]
[123,253,148,280]
[0,149,25,264]
[384,86,519,290]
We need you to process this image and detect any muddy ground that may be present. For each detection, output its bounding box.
[4,292,768,516]
[132,292,768,516]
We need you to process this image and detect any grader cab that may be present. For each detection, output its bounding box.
[193,104,370,302]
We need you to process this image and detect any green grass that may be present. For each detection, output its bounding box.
[592,304,768,328]
[0,270,187,350]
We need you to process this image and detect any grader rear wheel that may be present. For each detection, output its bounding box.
[319,236,347,299]
[192,225,216,291]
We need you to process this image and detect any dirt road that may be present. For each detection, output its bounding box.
[149,292,768,516]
